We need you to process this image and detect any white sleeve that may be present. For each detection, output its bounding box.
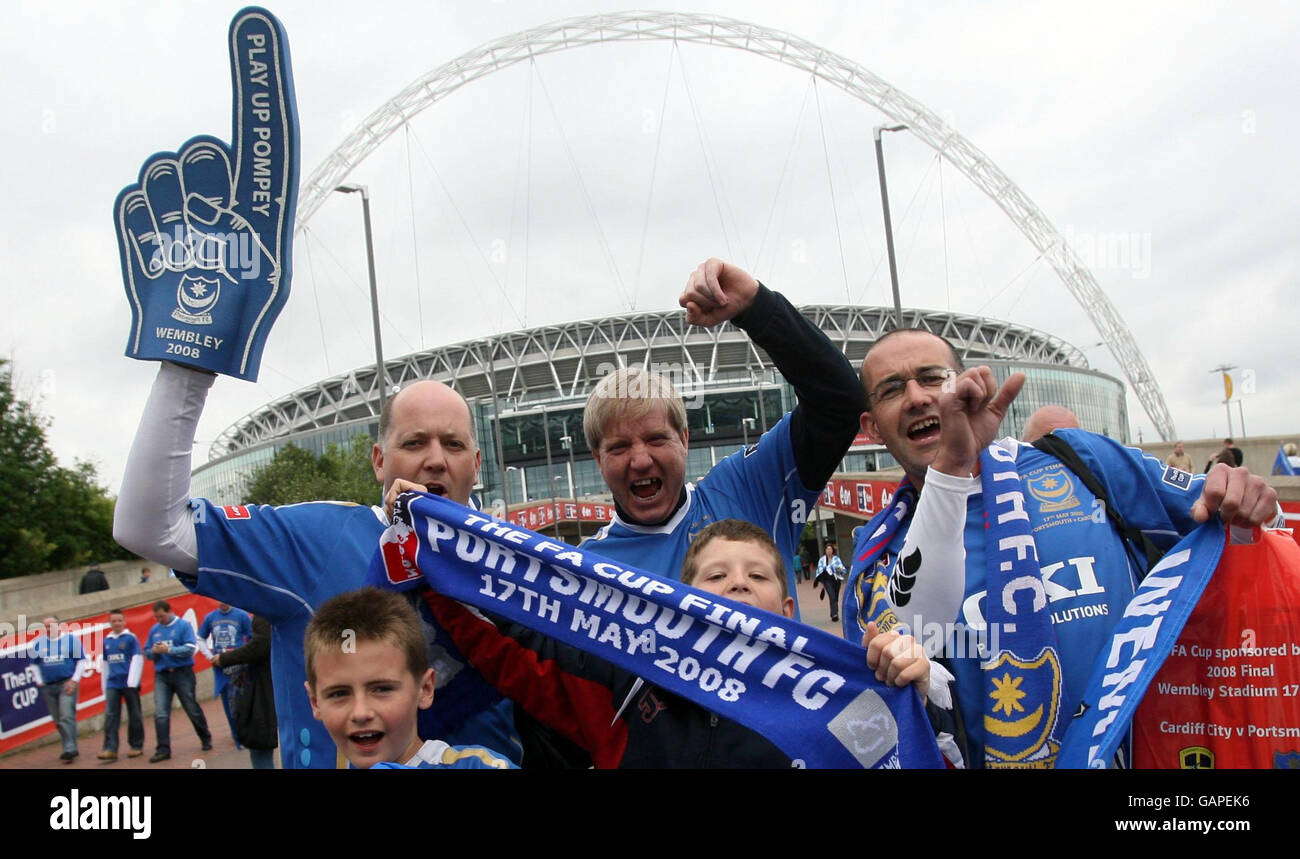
[112,362,215,574]
[126,654,144,688]
[889,467,975,653]
[926,659,955,711]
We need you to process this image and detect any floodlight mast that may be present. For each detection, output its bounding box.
[874,123,908,330]
[333,183,389,413]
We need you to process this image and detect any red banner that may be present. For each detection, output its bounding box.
[1134,530,1300,768]
[818,477,902,518]
[507,500,616,531]
[0,593,220,755]
[1281,500,1300,547]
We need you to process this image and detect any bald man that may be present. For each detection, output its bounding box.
[1021,404,1080,442]
[115,364,517,769]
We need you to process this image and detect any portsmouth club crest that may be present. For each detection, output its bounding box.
[1026,466,1080,513]
[983,649,1064,767]
[173,275,221,324]
[1273,750,1300,769]
[862,558,902,635]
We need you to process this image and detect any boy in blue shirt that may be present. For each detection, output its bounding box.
[29,615,88,763]
[304,588,515,770]
[419,519,946,768]
[144,599,212,762]
[99,608,145,761]
[198,602,253,746]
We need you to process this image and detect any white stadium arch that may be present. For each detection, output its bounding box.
[294,10,1176,440]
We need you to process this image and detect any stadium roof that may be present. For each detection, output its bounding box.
[211,305,1089,460]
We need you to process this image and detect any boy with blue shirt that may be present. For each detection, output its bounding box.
[29,615,88,763]
[99,609,145,761]
[304,588,515,770]
[198,602,253,746]
[144,599,212,763]
[418,519,947,768]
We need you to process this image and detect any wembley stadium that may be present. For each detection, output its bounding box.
[188,11,1155,526]
[191,305,1129,518]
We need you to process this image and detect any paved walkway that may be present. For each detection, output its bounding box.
[795,572,850,639]
[3,575,844,769]
[0,693,275,770]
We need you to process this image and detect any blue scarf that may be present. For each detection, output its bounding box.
[842,446,1225,768]
[372,492,944,769]
[979,443,1067,767]
[842,480,916,642]
[978,443,1228,768]
[1056,522,1224,768]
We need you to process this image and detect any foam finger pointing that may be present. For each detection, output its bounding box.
[229,8,299,246]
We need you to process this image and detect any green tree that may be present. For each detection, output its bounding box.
[0,361,130,579]
[244,434,380,507]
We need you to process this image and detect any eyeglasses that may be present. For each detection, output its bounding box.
[867,367,955,406]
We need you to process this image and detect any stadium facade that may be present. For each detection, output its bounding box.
[192,306,1129,510]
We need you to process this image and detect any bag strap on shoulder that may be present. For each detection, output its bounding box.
[1031,433,1165,577]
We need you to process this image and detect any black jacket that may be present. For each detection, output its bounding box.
[216,615,277,750]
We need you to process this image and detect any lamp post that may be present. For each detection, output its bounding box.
[873,124,908,331]
[506,466,526,506]
[560,434,582,540]
[552,475,565,540]
[334,183,389,412]
[540,406,562,538]
[742,416,756,450]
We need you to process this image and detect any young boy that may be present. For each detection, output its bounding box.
[422,518,942,767]
[303,588,516,770]
[99,609,145,761]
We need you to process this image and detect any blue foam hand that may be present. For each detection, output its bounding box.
[114,7,299,382]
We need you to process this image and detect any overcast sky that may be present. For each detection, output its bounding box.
[3,0,1298,492]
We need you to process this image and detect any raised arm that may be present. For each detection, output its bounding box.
[680,258,865,490]
[112,362,213,574]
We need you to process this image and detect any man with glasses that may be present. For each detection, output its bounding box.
[845,328,1281,767]
[856,329,963,484]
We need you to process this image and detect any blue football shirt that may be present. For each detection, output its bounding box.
[187,498,519,769]
[581,414,818,619]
